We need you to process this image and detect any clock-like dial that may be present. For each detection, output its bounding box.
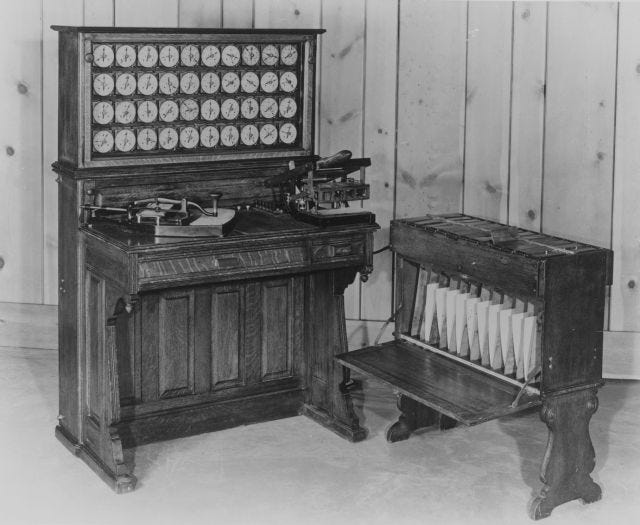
[281,44,298,66]
[201,72,220,94]
[180,72,200,94]
[200,126,220,148]
[93,74,114,96]
[116,73,136,96]
[115,101,136,124]
[279,122,297,144]
[115,45,136,67]
[137,128,158,150]
[279,71,297,93]
[201,99,220,121]
[261,44,279,66]
[260,71,278,93]
[159,127,179,150]
[260,97,278,118]
[241,72,259,93]
[180,99,200,121]
[220,125,239,146]
[221,98,240,120]
[181,44,200,67]
[137,100,158,123]
[279,97,297,118]
[259,124,278,145]
[93,44,114,68]
[114,129,136,152]
[201,45,221,67]
[138,45,158,67]
[240,124,259,146]
[159,100,179,122]
[242,45,260,66]
[159,72,179,95]
[221,72,240,94]
[138,73,158,95]
[240,98,259,119]
[92,102,114,124]
[93,130,114,153]
[221,45,240,67]
[179,126,199,149]
[159,45,179,67]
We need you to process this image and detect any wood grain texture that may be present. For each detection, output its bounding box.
[179,0,222,27]
[84,0,114,25]
[253,0,321,28]
[508,1,546,231]
[0,0,44,303]
[542,2,617,247]
[221,0,253,29]
[610,2,640,332]
[463,1,513,222]
[395,0,466,219]
[114,0,179,26]
[360,0,398,321]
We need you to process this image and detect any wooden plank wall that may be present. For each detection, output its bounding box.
[2,1,638,340]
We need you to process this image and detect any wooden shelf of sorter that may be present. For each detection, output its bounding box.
[336,337,540,426]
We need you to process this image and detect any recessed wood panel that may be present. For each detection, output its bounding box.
[261,279,293,380]
[85,272,103,422]
[211,285,245,389]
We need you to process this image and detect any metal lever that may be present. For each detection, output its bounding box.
[133,197,218,217]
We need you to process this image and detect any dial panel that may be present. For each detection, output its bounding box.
[88,35,309,162]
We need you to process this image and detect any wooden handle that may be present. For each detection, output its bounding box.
[316,150,352,168]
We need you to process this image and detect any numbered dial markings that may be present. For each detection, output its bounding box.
[137,128,158,150]
[279,97,297,118]
[159,45,179,67]
[222,72,240,93]
[260,97,278,118]
[201,99,220,121]
[221,99,240,120]
[116,73,136,96]
[116,45,136,67]
[221,45,240,67]
[180,99,200,121]
[201,45,221,67]
[115,129,136,152]
[93,130,114,152]
[201,72,220,94]
[242,45,260,66]
[93,45,114,68]
[241,124,259,146]
[180,126,200,149]
[180,72,200,94]
[115,101,136,124]
[279,123,297,144]
[260,72,278,93]
[159,128,179,150]
[138,45,158,67]
[241,98,259,119]
[260,124,278,145]
[93,74,114,96]
[138,73,158,95]
[221,125,239,146]
[200,126,220,148]
[281,44,298,66]
[159,72,179,95]
[261,44,279,66]
[137,100,158,123]
[181,44,200,67]
[159,100,179,122]
[241,72,259,93]
[93,102,114,124]
[280,71,297,93]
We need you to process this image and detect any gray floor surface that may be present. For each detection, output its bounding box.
[1,346,639,525]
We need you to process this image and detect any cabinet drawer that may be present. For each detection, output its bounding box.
[312,237,365,263]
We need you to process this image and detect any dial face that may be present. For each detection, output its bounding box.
[201,99,220,121]
[137,128,158,150]
[93,45,114,68]
[240,124,259,146]
[179,126,199,149]
[159,45,179,67]
[159,72,179,95]
[137,100,158,123]
[201,72,220,94]
[220,125,239,147]
[92,102,114,124]
[260,124,278,145]
[261,44,279,66]
[180,99,200,121]
[279,97,297,118]
[201,45,221,67]
[260,97,278,118]
[115,101,136,124]
[114,129,136,152]
[180,72,200,94]
[116,45,136,67]
[221,45,240,67]
[241,72,259,94]
[281,44,298,66]
[93,74,114,96]
[200,126,220,148]
[221,98,240,120]
[242,45,260,66]
[240,97,259,119]
[279,71,297,93]
[93,130,114,153]
[116,73,136,96]
[138,45,158,67]
[159,127,179,150]
[279,123,297,144]
[159,100,179,122]
[181,44,200,67]
[221,72,240,94]
[138,73,158,95]
[260,72,278,93]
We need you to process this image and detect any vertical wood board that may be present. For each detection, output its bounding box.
[114,0,179,26]
[221,0,254,29]
[84,0,114,25]
[253,0,321,28]
[463,1,513,222]
[179,0,222,27]
[542,2,617,247]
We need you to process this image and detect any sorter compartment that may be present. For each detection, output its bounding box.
[336,340,540,426]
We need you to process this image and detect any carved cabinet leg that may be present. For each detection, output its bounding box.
[387,394,457,443]
[530,388,601,520]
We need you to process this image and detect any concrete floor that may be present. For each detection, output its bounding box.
[1,346,639,525]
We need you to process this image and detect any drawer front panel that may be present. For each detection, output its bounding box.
[311,237,365,263]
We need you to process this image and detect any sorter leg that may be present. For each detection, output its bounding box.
[530,388,601,520]
[387,394,457,443]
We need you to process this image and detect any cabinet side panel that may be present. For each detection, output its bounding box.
[58,31,80,166]
[261,279,293,380]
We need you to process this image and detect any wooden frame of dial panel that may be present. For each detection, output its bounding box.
[52,27,322,169]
